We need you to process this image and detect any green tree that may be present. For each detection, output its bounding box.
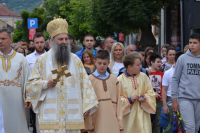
[59,0,96,41]
[12,20,23,42]
[43,0,71,22]
[91,0,180,47]
[12,7,49,42]
[43,0,103,41]
[12,0,71,42]
[13,0,116,43]
[59,0,116,41]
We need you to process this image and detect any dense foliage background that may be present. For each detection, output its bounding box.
[6,0,181,48]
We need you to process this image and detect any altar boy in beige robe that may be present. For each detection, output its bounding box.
[118,54,156,133]
[86,50,123,133]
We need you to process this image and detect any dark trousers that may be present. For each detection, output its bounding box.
[30,109,37,133]
[152,100,163,133]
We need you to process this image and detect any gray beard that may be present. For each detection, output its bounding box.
[51,40,71,67]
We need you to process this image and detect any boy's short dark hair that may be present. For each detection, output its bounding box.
[84,34,95,41]
[33,32,45,42]
[149,53,162,65]
[189,33,200,42]
[95,49,110,60]
[123,54,141,69]
[175,51,184,62]
[162,44,170,49]
[95,50,111,73]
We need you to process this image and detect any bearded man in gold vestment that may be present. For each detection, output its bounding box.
[26,18,98,133]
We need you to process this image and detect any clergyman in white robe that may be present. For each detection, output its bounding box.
[0,50,30,133]
[26,49,98,133]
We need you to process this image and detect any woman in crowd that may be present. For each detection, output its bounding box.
[109,42,126,77]
[143,46,154,68]
[14,45,26,56]
[144,46,154,54]
[81,50,96,133]
[21,42,29,56]
[162,47,176,72]
[143,51,153,69]
[81,50,96,75]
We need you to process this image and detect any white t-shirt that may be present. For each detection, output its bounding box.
[26,51,46,73]
[112,62,124,77]
[163,63,175,72]
[162,67,175,97]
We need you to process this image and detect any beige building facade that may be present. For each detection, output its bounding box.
[0,3,22,28]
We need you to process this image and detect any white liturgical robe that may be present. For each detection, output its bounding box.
[0,50,30,133]
[26,49,98,133]
[0,98,5,133]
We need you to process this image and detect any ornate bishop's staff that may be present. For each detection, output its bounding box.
[51,65,71,85]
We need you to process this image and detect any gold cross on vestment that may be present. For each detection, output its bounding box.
[51,65,71,84]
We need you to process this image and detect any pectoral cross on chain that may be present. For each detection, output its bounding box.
[51,65,71,85]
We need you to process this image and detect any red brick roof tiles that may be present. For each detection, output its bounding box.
[0,4,21,17]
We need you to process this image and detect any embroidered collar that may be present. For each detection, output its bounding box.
[0,50,16,72]
[125,71,137,77]
[0,49,14,57]
[123,71,140,90]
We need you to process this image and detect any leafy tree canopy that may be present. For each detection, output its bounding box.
[91,0,180,47]
[12,7,48,42]
[12,0,182,47]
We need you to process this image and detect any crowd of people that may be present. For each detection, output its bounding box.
[0,17,200,133]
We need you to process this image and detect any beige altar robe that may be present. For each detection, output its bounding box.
[118,72,156,133]
[0,51,30,133]
[85,74,123,133]
[26,50,98,133]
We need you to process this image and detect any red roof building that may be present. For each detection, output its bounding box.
[0,3,22,28]
[0,3,21,17]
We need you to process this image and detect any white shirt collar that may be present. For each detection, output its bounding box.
[0,49,14,57]
[34,50,46,56]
